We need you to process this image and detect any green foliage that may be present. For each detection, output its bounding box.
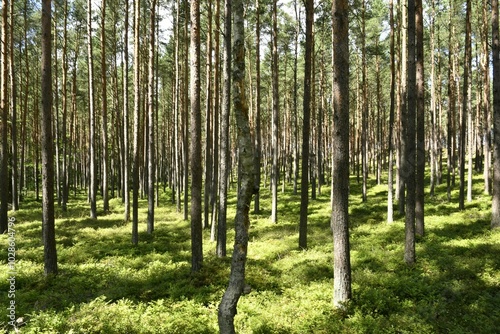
[1,174,499,333]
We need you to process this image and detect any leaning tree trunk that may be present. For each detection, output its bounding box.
[218,0,255,330]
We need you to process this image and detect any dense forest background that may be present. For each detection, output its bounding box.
[1,0,500,332]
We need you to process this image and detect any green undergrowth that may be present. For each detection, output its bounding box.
[1,174,499,333]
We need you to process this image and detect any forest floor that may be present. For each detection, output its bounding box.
[1,174,499,333]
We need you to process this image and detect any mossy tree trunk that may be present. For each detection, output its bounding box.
[218,0,254,329]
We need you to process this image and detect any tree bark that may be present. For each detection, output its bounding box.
[218,0,254,329]
[387,0,396,224]
[217,0,231,258]
[147,0,157,234]
[87,0,98,219]
[459,0,471,210]
[0,0,9,233]
[299,0,313,250]
[491,0,500,229]
[415,0,424,237]
[132,0,141,244]
[253,0,262,213]
[190,0,203,272]
[123,0,130,222]
[100,0,109,214]
[331,0,351,309]
[42,0,58,275]
[405,0,416,265]
[271,0,279,223]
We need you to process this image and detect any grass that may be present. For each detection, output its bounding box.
[1,173,499,333]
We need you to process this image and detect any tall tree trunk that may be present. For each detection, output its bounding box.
[459,0,471,210]
[331,0,352,309]
[0,0,9,233]
[100,0,109,214]
[253,0,262,213]
[218,0,254,330]
[299,0,313,250]
[217,0,231,257]
[292,0,300,196]
[429,0,437,197]
[190,0,203,272]
[183,0,189,221]
[41,0,58,275]
[132,0,141,244]
[204,0,213,230]
[211,0,221,240]
[405,0,416,265]
[123,0,130,222]
[398,0,408,215]
[491,0,500,229]
[88,0,98,219]
[147,0,157,234]
[415,0,424,237]
[387,0,396,224]
[61,0,69,212]
[271,0,279,223]
[482,3,491,195]
[9,0,17,211]
[361,0,368,202]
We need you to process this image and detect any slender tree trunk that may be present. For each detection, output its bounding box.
[482,4,491,195]
[88,0,98,219]
[0,0,9,233]
[271,0,279,223]
[218,0,254,330]
[299,0,313,250]
[132,0,141,244]
[331,0,352,309]
[398,1,408,215]
[415,0,424,237]
[41,0,58,275]
[387,0,396,224]
[9,0,17,211]
[123,0,130,222]
[100,0,109,214]
[61,0,69,212]
[405,0,416,265]
[204,0,213,230]
[253,0,262,213]
[491,0,500,229]
[147,0,157,234]
[190,0,203,272]
[217,0,231,258]
[211,0,221,241]
[292,0,300,196]
[183,0,189,221]
[459,0,471,210]
[361,0,368,202]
